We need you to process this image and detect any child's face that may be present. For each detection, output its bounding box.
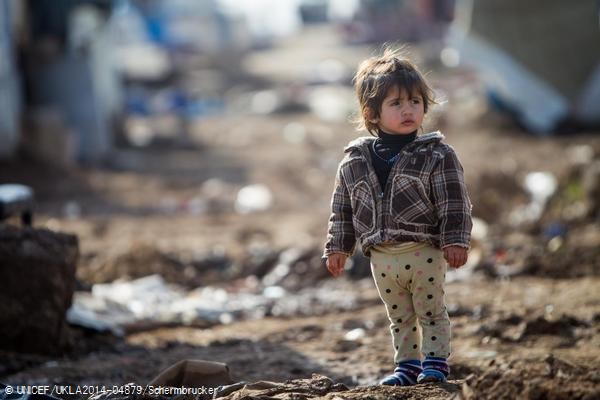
[371,86,424,135]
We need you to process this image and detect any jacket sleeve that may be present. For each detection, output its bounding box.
[430,147,473,249]
[323,160,356,258]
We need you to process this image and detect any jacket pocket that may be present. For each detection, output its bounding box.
[350,180,375,233]
[390,175,437,226]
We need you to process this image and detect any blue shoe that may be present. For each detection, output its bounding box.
[417,356,449,383]
[380,360,422,386]
[417,368,447,383]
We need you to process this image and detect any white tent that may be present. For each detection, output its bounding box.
[447,0,600,134]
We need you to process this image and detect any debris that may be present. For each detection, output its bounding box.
[67,272,367,335]
[344,328,366,341]
[148,359,233,389]
[0,225,78,354]
[235,184,273,214]
[461,358,599,400]
[510,171,557,224]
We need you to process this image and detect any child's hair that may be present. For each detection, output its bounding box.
[353,47,437,135]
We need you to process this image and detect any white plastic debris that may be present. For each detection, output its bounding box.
[524,172,557,204]
[344,328,366,341]
[471,217,489,241]
[67,265,366,334]
[235,184,273,214]
[263,285,286,299]
[511,171,558,224]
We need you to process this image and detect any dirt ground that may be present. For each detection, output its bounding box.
[1,25,600,399]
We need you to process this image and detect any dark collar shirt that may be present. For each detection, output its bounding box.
[369,130,417,190]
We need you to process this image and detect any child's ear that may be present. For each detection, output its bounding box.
[365,108,379,124]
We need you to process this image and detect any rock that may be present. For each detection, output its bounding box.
[516,314,588,340]
[148,359,234,390]
[0,225,78,354]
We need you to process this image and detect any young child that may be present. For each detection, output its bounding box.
[323,48,472,385]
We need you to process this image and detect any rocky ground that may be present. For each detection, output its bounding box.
[1,25,600,399]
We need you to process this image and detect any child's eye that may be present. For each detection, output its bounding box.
[411,98,422,104]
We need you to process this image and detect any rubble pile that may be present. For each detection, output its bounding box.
[462,356,600,400]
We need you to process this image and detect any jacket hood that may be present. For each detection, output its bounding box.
[344,131,445,153]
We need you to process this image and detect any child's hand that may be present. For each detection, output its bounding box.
[443,246,468,268]
[326,253,347,277]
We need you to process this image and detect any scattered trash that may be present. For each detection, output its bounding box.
[471,217,489,241]
[67,272,367,335]
[524,172,558,205]
[510,171,557,224]
[542,221,568,239]
[344,328,366,341]
[235,184,273,214]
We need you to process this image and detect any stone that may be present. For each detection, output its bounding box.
[0,225,78,354]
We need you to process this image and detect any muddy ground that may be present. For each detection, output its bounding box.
[1,25,600,399]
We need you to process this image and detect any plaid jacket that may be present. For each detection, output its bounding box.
[323,131,472,258]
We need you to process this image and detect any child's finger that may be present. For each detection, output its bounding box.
[449,252,458,268]
[444,250,453,267]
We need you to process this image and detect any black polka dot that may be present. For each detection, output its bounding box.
[429,352,435,356]
[412,327,417,332]
[413,344,418,349]
[395,328,400,333]
[405,264,411,270]
[426,311,432,316]
[386,289,391,293]
[381,273,386,277]
[395,345,399,349]
[428,277,434,282]
[427,294,433,299]
[430,321,436,326]
[392,304,398,310]
[397,318,403,323]
[427,258,433,263]
[432,336,437,341]
[409,280,412,284]
[396,274,399,278]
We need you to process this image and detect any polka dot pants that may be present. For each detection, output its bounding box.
[370,244,451,363]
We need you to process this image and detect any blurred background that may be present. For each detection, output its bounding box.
[0,0,599,398]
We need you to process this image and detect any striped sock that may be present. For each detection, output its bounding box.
[417,356,449,383]
[380,360,422,386]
